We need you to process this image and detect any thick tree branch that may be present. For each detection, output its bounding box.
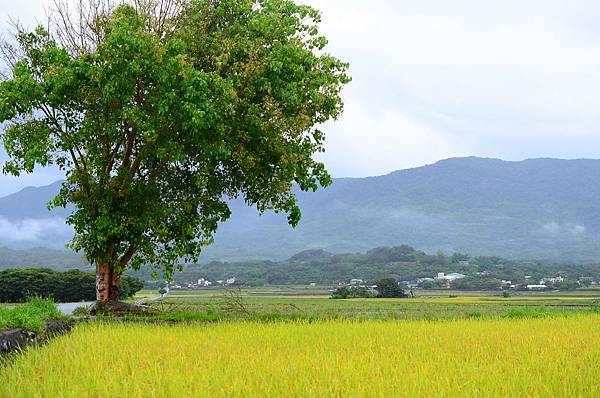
[119,244,137,268]
[122,126,137,169]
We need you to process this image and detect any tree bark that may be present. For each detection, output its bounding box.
[109,271,121,302]
[96,262,121,304]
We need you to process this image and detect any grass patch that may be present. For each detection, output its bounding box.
[502,307,569,319]
[0,298,63,333]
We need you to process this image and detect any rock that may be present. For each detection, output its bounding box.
[43,319,74,338]
[89,301,157,316]
[1,320,74,356]
[0,329,38,356]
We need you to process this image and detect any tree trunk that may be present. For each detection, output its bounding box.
[109,271,121,302]
[96,262,121,305]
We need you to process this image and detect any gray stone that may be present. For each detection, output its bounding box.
[0,329,38,355]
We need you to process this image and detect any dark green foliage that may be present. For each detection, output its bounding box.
[373,278,408,298]
[420,279,444,289]
[554,279,580,290]
[0,269,143,302]
[288,249,332,262]
[330,286,374,299]
[452,277,502,291]
[120,275,145,299]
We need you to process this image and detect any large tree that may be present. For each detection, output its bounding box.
[0,0,349,305]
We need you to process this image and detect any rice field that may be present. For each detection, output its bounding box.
[150,291,600,322]
[2,316,600,397]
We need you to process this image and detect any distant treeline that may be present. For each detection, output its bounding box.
[0,269,144,303]
[4,245,600,292]
[131,245,600,289]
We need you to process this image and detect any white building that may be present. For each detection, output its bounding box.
[527,284,547,290]
[197,278,211,287]
[541,276,564,284]
[436,272,468,281]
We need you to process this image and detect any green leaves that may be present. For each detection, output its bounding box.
[0,0,349,280]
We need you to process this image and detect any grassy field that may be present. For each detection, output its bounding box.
[139,287,600,322]
[2,316,600,397]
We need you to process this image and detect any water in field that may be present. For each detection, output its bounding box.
[55,302,93,315]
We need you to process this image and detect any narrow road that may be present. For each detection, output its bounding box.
[135,287,170,306]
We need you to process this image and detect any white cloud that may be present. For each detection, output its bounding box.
[2,0,600,192]
[0,216,71,242]
[303,0,600,174]
[316,94,465,176]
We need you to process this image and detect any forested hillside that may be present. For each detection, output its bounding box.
[3,157,600,260]
[130,245,600,289]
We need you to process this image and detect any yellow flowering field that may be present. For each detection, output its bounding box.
[2,317,600,397]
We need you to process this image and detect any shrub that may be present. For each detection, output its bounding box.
[0,298,62,332]
[331,286,375,299]
[503,307,557,319]
[373,278,408,298]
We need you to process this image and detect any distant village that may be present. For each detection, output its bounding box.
[169,277,237,290]
[169,271,597,291]
[338,272,598,291]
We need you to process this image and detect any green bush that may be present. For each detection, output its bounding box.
[331,286,375,299]
[0,298,62,333]
[373,278,408,298]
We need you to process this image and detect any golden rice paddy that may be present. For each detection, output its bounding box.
[2,316,600,397]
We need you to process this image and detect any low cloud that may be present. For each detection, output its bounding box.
[0,217,72,243]
[540,221,586,237]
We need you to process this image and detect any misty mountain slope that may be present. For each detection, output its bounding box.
[1,157,600,260]
[208,157,600,260]
[0,180,74,249]
[0,180,71,220]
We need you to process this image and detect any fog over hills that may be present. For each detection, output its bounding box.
[2,157,600,261]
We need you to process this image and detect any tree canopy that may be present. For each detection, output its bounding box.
[0,0,349,303]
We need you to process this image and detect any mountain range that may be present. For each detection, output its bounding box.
[1,156,600,262]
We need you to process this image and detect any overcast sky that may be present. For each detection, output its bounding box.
[1,0,600,196]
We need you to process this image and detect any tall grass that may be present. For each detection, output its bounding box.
[0,298,62,333]
[2,316,600,397]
